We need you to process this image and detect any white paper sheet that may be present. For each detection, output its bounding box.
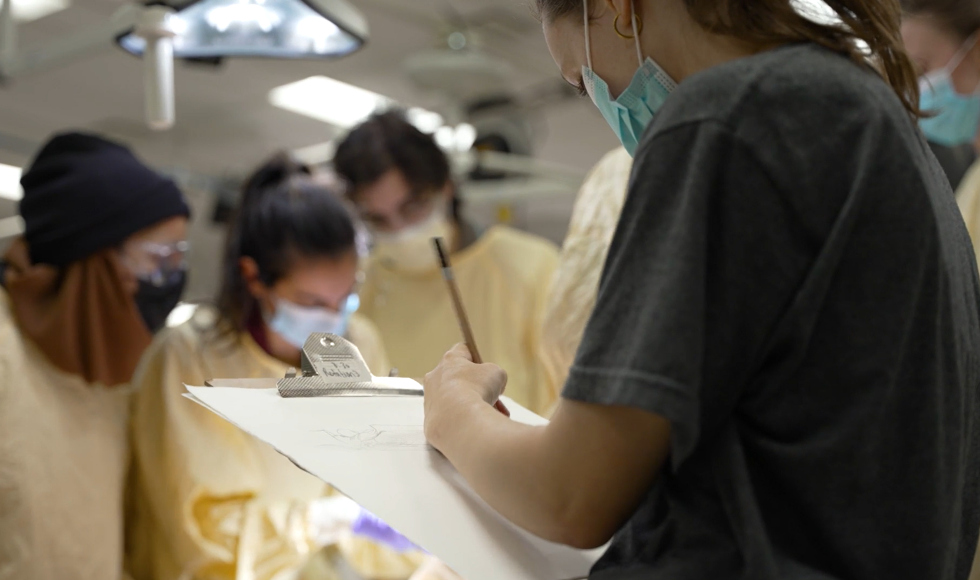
[184,384,602,580]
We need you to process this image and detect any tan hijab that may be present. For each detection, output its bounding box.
[2,238,152,387]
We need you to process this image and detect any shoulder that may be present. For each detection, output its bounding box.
[570,148,633,235]
[0,291,22,394]
[464,226,559,289]
[958,159,980,202]
[0,291,22,360]
[649,44,901,147]
[474,226,559,271]
[135,308,219,377]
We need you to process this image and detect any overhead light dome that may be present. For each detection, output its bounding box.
[117,0,368,59]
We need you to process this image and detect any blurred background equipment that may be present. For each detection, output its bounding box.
[1,0,369,129]
[0,0,623,301]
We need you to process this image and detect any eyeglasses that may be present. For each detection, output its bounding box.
[121,240,190,287]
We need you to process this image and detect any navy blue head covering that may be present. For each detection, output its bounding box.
[18,131,190,266]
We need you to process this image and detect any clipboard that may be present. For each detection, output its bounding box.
[274,333,424,398]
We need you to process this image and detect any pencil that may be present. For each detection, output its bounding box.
[432,236,483,363]
[432,236,509,416]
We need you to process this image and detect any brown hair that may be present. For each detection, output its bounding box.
[900,0,980,41]
[537,0,922,116]
[333,109,463,222]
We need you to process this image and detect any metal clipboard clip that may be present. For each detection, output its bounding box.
[276,333,423,398]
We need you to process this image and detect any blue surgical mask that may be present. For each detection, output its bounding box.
[919,35,980,147]
[581,0,676,156]
[266,294,358,349]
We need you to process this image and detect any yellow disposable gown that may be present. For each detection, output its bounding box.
[954,160,980,580]
[957,160,980,271]
[358,225,559,415]
[0,289,132,580]
[539,147,632,393]
[127,308,423,580]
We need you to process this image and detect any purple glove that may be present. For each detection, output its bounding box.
[351,509,422,553]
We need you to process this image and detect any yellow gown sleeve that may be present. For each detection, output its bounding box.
[128,328,322,580]
[957,160,980,273]
[526,246,561,417]
[539,147,633,404]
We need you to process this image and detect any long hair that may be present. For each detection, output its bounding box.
[214,153,356,339]
[537,0,922,117]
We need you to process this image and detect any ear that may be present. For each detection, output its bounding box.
[239,256,268,300]
[605,0,633,21]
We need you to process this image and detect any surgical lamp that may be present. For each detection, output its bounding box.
[0,0,368,130]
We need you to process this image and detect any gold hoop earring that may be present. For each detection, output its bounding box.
[613,13,643,39]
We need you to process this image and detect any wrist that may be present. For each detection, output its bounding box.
[427,389,486,452]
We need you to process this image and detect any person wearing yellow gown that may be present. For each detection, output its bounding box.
[0,131,191,580]
[333,111,560,416]
[127,155,423,580]
[539,147,632,394]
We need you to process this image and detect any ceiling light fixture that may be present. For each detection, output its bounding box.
[117,0,366,61]
[0,163,23,201]
[0,0,69,22]
[270,75,391,128]
[0,0,368,131]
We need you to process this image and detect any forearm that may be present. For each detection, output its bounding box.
[431,397,577,545]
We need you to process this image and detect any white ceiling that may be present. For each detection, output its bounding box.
[0,0,618,175]
[0,0,622,298]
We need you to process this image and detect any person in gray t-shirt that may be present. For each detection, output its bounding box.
[421,1,980,579]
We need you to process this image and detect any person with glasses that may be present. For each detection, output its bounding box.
[0,131,190,580]
[334,110,560,416]
[127,153,427,580]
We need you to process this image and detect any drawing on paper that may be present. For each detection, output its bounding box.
[315,425,428,449]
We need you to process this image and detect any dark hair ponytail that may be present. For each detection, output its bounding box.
[215,152,357,337]
[537,0,923,117]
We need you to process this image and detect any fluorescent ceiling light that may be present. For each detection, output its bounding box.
[0,0,70,22]
[270,76,392,128]
[118,0,367,59]
[292,140,336,165]
[0,163,23,201]
[270,77,451,138]
[406,107,444,134]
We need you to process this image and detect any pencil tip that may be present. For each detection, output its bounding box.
[432,237,450,268]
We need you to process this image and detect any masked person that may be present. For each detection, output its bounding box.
[902,0,980,189]
[904,1,980,277]
[0,132,190,580]
[333,111,560,416]
[127,154,432,580]
[423,1,980,579]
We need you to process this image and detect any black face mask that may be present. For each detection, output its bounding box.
[135,271,187,333]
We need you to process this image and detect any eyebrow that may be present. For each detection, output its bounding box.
[295,291,327,306]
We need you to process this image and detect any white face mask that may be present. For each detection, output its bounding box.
[266,295,356,349]
[371,202,454,273]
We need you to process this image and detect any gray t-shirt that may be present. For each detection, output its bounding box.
[564,44,980,580]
